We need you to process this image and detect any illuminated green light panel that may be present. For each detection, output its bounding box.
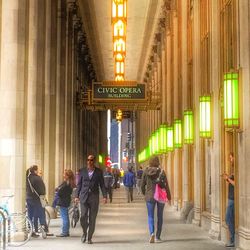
[199,95,211,138]
[184,110,194,144]
[174,119,182,148]
[224,72,239,127]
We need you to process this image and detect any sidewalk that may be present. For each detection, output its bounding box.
[8,187,227,250]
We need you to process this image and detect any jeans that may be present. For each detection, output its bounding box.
[146,200,165,239]
[60,206,70,235]
[26,199,47,232]
[225,199,235,244]
[105,186,113,202]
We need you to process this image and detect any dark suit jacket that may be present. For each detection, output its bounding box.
[76,167,107,203]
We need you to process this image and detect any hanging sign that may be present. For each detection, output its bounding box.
[92,82,146,101]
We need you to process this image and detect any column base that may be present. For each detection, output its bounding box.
[209,214,221,240]
[237,226,250,250]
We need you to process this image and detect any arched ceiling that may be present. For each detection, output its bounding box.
[79,0,164,82]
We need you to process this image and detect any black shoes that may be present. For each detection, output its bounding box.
[81,234,87,243]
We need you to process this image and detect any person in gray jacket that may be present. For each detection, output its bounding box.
[103,167,114,203]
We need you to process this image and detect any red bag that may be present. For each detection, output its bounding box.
[154,184,168,203]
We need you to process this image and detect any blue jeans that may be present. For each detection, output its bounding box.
[60,206,69,235]
[146,200,165,239]
[225,199,235,244]
[26,199,47,232]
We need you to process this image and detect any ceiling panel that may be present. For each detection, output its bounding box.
[79,0,163,82]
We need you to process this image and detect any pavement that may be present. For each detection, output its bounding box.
[7,186,228,250]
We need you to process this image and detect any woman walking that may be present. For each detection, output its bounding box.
[56,169,75,237]
[141,156,171,243]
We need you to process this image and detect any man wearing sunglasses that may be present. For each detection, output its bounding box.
[75,155,107,244]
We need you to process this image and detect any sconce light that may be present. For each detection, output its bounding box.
[159,124,167,153]
[184,110,194,144]
[223,72,240,128]
[166,125,174,152]
[174,119,182,148]
[199,95,212,138]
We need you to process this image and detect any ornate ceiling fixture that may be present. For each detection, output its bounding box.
[112,0,127,82]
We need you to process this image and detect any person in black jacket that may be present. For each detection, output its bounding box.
[75,155,107,244]
[56,169,75,237]
[26,165,47,237]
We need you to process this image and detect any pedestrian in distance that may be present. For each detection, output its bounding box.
[136,166,144,195]
[141,156,171,243]
[103,167,114,203]
[123,166,136,203]
[222,152,235,248]
[56,169,76,237]
[75,155,107,244]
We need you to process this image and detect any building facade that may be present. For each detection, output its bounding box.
[137,0,250,249]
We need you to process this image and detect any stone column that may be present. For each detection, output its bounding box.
[0,0,27,211]
[181,1,190,215]
[165,27,173,195]
[55,0,67,186]
[209,0,221,240]
[237,1,250,249]
[43,0,57,202]
[26,0,45,169]
[64,1,74,168]
[192,0,202,226]
[172,11,179,210]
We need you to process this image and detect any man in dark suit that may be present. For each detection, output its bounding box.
[75,155,107,244]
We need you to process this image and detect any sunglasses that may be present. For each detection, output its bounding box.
[87,159,94,162]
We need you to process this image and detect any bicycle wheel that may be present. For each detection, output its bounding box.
[7,213,32,247]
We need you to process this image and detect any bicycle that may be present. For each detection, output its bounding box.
[0,195,33,247]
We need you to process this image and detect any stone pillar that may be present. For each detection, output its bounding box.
[43,0,57,202]
[192,0,201,226]
[55,0,67,186]
[26,0,45,169]
[0,0,27,211]
[209,0,221,240]
[180,0,191,215]
[172,11,179,210]
[64,1,74,168]
[237,1,250,249]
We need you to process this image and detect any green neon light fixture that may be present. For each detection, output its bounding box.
[184,110,194,144]
[174,119,182,148]
[224,72,239,127]
[155,129,160,154]
[166,126,174,151]
[159,124,167,153]
[149,136,153,157]
[199,95,211,138]
[98,154,103,164]
[152,132,157,155]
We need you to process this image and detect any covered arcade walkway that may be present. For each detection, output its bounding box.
[11,187,226,250]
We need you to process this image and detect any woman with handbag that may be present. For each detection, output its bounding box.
[141,156,171,243]
[26,165,48,237]
[56,169,76,237]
